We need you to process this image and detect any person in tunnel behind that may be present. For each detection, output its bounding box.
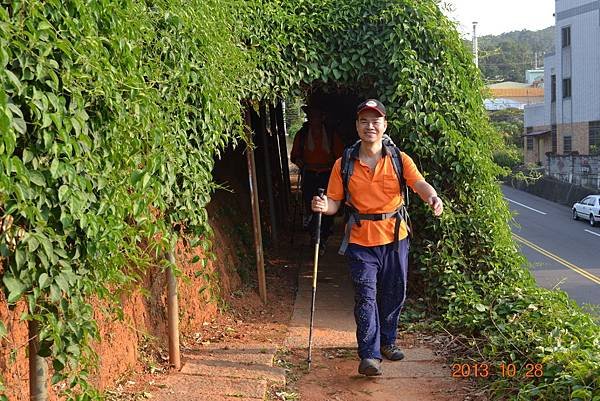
[311,99,443,376]
[290,103,345,255]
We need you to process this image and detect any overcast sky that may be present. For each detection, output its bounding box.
[441,0,555,37]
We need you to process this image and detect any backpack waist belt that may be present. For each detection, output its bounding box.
[338,205,410,255]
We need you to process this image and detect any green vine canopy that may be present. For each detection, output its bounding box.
[1,0,598,399]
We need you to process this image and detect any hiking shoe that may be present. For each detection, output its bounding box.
[381,344,405,361]
[358,358,382,376]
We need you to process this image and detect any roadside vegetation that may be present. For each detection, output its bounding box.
[488,109,525,171]
[1,1,597,400]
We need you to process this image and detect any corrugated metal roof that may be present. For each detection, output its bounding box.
[489,88,544,97]
[488,81,533,89]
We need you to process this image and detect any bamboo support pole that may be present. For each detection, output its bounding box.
[276,101,292,208]
[259,103,278,245]
[269,104,286,225]
[245,109,267,304]
[166,250,181,370]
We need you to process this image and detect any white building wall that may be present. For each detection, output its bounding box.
[525,1,600,163]
[571,8,600,122]
[555,10,565,125]
[556,0,598,13]
[524,103,546,127]
[556,0,600,124]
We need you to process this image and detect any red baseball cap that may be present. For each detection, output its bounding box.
[356,99,386,117]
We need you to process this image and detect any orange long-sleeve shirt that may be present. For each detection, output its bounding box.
[327,152,424,246]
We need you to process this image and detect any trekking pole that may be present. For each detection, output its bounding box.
[307,187,325,370]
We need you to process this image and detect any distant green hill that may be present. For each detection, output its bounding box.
[467,26,554,82]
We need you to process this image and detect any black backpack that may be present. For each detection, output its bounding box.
[337,134,411,255]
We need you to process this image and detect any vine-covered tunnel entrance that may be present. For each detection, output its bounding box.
[211,89,368,303]
[3,0,598,399]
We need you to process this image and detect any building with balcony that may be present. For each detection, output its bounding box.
[523,0,600,166]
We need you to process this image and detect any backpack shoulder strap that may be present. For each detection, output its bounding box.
[382,135,408,206]
[341,140,361,205]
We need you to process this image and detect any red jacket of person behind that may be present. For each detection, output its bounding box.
[290,109,344,173]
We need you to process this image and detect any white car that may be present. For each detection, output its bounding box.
[572,195,600,227]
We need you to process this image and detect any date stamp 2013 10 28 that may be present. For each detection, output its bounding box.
[451,363,544,379]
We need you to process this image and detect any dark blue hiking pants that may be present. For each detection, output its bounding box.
[345,240,409,360]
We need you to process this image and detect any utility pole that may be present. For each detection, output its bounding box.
[472,21,479,68]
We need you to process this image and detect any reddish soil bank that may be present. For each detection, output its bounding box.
[1,214,246,401]
[0,145,256,400]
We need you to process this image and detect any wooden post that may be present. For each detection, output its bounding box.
[269,104,286,224]
[245,109,267,304]
[275,101,291,212]
[166,250,181,370]
[259,102,278,245]
[28,320,48,401]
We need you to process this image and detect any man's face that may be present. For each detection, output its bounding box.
[356,109,387,143]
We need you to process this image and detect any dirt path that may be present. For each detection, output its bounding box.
[278,236,476,401]
[287,345,469,401]
[107,228,482,401]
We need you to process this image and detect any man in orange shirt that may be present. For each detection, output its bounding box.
[291,104,344,253]
[311,99,443,376]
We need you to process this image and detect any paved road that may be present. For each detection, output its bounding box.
[502,185,600,308]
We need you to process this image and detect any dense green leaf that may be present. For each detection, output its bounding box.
[3,275,25,303]
[4,69,22,93]
[38,273,51,289]
[29,171,45,187]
